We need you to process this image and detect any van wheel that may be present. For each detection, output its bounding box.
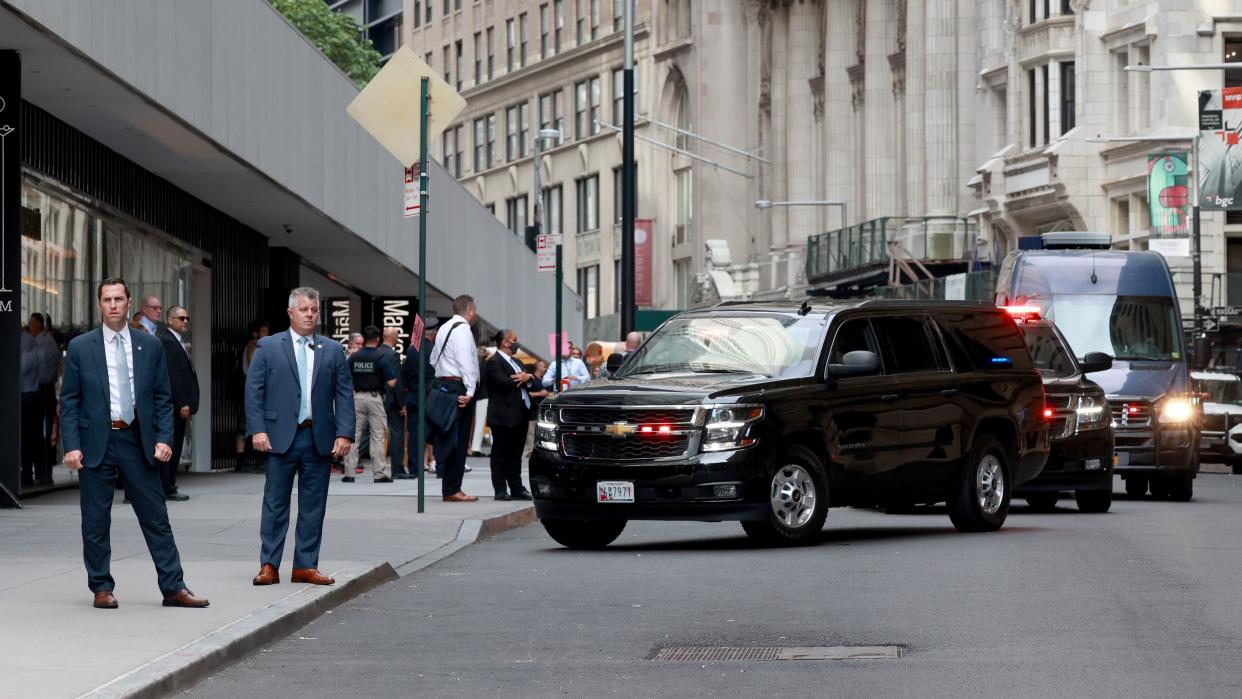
[741,446,829,546]
[948,435,1011,533]
[1167,472,1194,502]
[1124,476,1147,498]
[541,519,627,549]
[1231,457,1242,475]
[1074,489,1112,513]
[1148,477,1171,500]
[1024,493,1058,512]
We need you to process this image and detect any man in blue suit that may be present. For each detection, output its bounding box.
[60,278,208,610]
[246,287,355,586]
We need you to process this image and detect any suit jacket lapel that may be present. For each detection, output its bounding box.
[91,330,109,405]
[131,333,141,398]
[310,334,327,392]
[281,332,301,388]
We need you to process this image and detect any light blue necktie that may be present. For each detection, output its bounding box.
[114,334,134,423]
[296,336,310,422]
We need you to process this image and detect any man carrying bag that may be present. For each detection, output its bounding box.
[426,295,480,502]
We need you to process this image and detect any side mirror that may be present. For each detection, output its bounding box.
[1079,352,1113,374]
[827,350,880,379]
[605,352,627,374]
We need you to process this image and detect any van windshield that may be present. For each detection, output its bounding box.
[1044,295,1181,362]
[617,313,824,379]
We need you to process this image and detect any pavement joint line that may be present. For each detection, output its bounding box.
[77,504,536,699]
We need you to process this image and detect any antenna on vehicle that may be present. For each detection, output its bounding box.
[1090,250,1098,285]
[798,300,812,316]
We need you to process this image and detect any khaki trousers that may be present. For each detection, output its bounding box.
[345,392,390,478]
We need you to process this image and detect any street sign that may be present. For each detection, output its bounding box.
[404,165,421,217]
[1203,318,1220,332]
[347,46,466,167]
[536,234,556,272]
[1213,306,1242,316]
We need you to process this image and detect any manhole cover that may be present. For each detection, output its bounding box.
[653,646,902,662]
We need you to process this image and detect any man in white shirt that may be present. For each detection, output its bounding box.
[428,294,481,502]
[543,341,592,391]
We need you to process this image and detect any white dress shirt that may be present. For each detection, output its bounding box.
[290,329,315,420]
[543,356,592,389]
[498,349,531,408]
[429,314,479,397]
[138,315,158,334]
[103,325,136,422]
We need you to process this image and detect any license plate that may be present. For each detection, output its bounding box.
[597,481,634,503]
[1114,452,1129,467]
[1085,458,1102,471]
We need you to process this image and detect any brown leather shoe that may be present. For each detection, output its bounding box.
[93,591,118,609]
[162,588,210,608]
[290,568,335,585]
[252,563,280,586]
[443,492,479,502]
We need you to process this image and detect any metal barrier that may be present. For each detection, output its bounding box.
[869,269,998,302]
[805,216,977,283]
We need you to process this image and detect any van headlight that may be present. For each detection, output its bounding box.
[1159,397,1196,424]
[535,406,559,451]
[701,405,764,453]
[1075,395,1106,431]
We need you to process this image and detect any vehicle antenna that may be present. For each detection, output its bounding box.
[1091,250,1098,285]
[798,300,812,316]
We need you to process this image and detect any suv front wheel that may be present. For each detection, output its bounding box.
[541,519,627,549]
[741,446,829,546]
[948,435,1011,533]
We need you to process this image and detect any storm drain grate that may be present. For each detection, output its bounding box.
[653,646,902,662]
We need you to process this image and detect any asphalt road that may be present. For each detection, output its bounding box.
[185,474,1242,699]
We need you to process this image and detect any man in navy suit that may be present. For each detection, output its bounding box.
[246,287,355,586]
[59,278,208,610]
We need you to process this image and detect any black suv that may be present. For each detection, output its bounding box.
[529,300,1050,547]
[1005,308,1115,513]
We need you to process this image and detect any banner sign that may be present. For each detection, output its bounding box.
[1148,152,1191,257]
[634,219,653,307]
[1197,89,1242,211]
[322,297,352,346]
[372,296,416,359]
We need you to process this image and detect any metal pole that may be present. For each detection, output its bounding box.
[620,0,636,335]
[1193,135,1203,337]
[416,76,430,514]
[555,242,563,391]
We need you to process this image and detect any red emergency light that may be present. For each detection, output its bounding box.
[1000,305,1042,323]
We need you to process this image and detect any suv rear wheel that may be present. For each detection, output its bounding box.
[1024,493,1058,512]
[948,435,1011,533]
[541,519,627,549]
[1074,489,1112,513]
[741,446,829,546]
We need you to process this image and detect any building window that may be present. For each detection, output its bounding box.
[414,0,422,28]
[442,45,451,84]
[455,40,463,91]
[426,51,433,68]
[487,27,495,80]
[456,0,462,10]
[487,114,497,168]
[1041,63,1050,145]
[520,13,529,67]
[506,195,528,236]
[675,168,691,245]
[506,19,516,72]
[614,258,622,312]
[486,203,496,215]
[661,0,690,43]
[474,32,482,84]
[576,0,586,45]
[474,117,487,171]
[1029,0,1037,25]
[542,185,563,236]
[576,174,600,232]
[575,76,601,139]
[1061,0,1073,14]
[674,259,689,309]
[578,265,600,319]
[540,4,550,58]
[1027,68,1036,148]
[591,0,600,40]
[612,67,639,125]
[426,0,432,23]
[443,0,450,16]
[505,103,530,161]
[1060,61,1075,135]
[539,89,564,144]
[555,0,564,52]
[442,129,454,177]
[613,0,623,31]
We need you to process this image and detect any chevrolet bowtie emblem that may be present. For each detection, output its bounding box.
[604,421,636,438]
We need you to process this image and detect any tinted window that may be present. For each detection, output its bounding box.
[828,318,880,367]
[619,312,824,378]
[1020,325,1076,379]
[937,311,1034,371]
[872,316,946,374]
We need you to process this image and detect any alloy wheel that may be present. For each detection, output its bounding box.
[770,465,817,528]
[976,454,1005,515]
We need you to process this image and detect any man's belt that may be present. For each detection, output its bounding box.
[437,376,463,382]
[111,419,135,430]
[297,419,313,428]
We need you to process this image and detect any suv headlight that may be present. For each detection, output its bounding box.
[1159,396,1197,424]
[701,405,764,452]
[1075,395,1106,431]
[535,406,559,451]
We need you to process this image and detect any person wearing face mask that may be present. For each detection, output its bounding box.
[483,329,537,500]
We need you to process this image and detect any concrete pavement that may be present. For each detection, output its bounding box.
[0,457,531,699]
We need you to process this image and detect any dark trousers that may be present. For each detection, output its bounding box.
[432,385,474,497]
[259,426,332,569]
[161,416,187,494]
[78,429,186,595]
[489,422,528,496]
[387,408,408,476]
[20,391,45,485]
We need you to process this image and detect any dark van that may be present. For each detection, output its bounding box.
[529,301,1050,548]
[995,250,1200,500]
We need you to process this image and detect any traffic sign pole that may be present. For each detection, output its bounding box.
[416,76,429,514]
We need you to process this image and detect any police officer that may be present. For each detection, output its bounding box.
[343,325,397,483]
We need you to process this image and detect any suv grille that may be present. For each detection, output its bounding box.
[562,433,691,460]
[559,407,697,426]
[1046,393,1075,439]
[1110,400,1152,428]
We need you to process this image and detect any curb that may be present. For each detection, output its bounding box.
[80,505,536,699]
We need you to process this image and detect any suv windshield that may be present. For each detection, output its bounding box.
[1044,295,1181,362]
[1201,377,1242,404]
[1018,324,1076,379]
[617,313,824,379]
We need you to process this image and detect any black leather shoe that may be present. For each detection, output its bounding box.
[375,477,394,483]
[165,492,190,502]
[510,491,533,500]
[393,473,414,480]
[494,493,510,501]
[341,476,355,483]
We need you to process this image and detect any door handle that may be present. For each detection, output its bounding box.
[941,389,959,398]
[880,393,899,402]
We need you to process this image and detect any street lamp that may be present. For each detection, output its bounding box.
[532,128,565,391]
[755,199,848,233]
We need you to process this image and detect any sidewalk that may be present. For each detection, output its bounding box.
[0,457,535,699]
